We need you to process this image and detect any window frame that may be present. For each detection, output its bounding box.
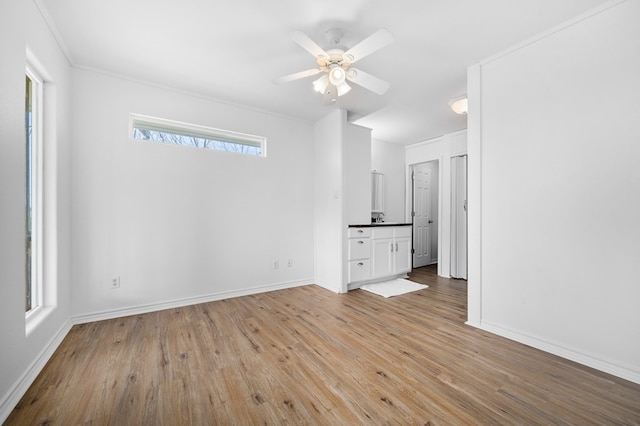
[129,114,267,157]
[25,63,44,319]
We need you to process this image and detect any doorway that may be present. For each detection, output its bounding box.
[411,161,439,268]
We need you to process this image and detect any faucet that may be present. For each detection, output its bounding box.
[377,212,385,223]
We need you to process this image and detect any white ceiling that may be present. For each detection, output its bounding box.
[38,0,610,144]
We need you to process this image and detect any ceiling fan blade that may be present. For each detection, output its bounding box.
[346,68,390,95]
[273,68,323,85]
[343,29,394,64]
[291,30,329,59]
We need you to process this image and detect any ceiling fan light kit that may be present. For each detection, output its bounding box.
[275,27,394,102]
[328,65,346,86]
[313,74,329,94]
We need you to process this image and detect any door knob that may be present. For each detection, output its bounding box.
[428,219,434,224]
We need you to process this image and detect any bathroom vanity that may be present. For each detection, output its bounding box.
[347,224,412,290]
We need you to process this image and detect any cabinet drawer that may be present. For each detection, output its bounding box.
[348,227,371,238]
[395,226,412,238]
[371,227,393,239]
[348,238,371,260]
[348,259,371,283]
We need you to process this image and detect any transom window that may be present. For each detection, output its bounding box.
[130,114,266,157]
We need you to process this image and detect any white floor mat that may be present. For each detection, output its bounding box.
[359,279,428,298]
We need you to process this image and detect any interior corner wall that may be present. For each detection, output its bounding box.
[0,0,73,421]
[371,138,405,223]
[468,0,640,383]
[70,69,315,319]
[313,109,347,293]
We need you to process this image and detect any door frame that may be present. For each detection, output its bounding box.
[450,155,468,279]
[410,161,438,268]
[406,155,447,277]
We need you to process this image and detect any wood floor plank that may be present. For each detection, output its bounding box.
[6,265,640,425]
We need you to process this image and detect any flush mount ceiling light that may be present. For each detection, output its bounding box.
[449,96,468,114]
[274,27,393,104]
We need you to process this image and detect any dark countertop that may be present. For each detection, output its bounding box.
[349,223,412,228]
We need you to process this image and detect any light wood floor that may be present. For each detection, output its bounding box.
[7,265,640,425]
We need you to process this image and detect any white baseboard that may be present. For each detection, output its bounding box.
[73,278,314,324]
[478,320,640,385]
[0,318,73,424]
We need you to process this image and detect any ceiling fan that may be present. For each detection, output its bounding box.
[274,28,394,103]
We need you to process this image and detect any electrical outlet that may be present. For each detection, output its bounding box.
[111,276,120,289]
[287,258,293,268]
[273,260,279,270]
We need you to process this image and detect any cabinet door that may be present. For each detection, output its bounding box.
[372,238,393,278]
[394,236,412,274]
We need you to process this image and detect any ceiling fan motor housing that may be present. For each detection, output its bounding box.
[316,49,352,71]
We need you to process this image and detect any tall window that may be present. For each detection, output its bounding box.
[25,66,43,314]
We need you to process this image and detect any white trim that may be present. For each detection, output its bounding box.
[405,129,467,151]
[0,319,73,424]
[32,0,75,66]
[476,0,628,68]
[479,320,640,385]
[466,63,482,327]
[72,278,314,324]
[74,65,312,125]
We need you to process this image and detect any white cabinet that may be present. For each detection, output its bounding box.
[347,227,371,284]
[347,225,412,287]
[371,226,412,279]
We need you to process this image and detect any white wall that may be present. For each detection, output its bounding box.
[467,0,640,384]
[371,138,405,222]
[71,69,315,319]
[0,0,72,420]
[313,109,347,292]
[406,130,467,277]
[346,124,372,225]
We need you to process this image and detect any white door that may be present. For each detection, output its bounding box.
[412,165,432,267]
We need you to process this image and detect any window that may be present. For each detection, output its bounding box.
[130,114,266,157]
[25,65,43,315]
